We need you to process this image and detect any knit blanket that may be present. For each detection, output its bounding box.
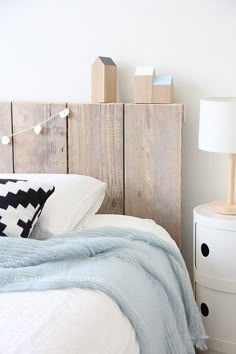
[0,227,207,354]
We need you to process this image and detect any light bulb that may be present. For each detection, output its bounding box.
[1,136,10,145]
[34,124,42,135]
[59,108,70,118]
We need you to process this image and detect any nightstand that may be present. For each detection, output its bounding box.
[193,204,236,354]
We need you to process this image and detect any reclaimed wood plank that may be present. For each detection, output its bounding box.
[12,102,67,173]
[0,102,13,172]
[125,104,183,247]
[68,103,124,214]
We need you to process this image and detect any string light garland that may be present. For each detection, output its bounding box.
[1,108,70,145]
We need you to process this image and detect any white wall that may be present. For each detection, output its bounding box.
[0,0,236,275]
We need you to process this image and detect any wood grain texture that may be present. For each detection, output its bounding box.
[0,102,13,172]
[68,103,123,214]
[91,58,117,103]
[134,75,153,103]
[152,81,174,103]
[12,102,67,173]
[125,104,183,247]
[104,65,117,102]
[91,59,105,103]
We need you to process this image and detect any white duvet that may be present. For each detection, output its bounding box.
[0,215,173,354]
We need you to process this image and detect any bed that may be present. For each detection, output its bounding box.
[0,214,171,354]
[0,102,206,354]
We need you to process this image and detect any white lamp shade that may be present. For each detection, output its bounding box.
[199,98,236,153]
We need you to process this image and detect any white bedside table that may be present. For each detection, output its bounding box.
[193,204,236,354]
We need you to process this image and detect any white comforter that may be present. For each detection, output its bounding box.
[0,288,139,354]
[0,215,173,354]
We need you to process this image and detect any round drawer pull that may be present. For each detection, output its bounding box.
[201,303,209,317]
[201,243,209,257]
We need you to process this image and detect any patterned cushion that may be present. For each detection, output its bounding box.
[0,179,55,238]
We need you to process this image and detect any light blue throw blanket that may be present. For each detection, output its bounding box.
[0,227,207,354]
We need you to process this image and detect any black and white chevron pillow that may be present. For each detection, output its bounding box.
[0,179,55,238]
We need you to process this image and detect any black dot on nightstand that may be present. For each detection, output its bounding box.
[201,303,209,317]
[201,243,209,257]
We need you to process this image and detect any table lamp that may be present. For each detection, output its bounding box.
[199,97,236,215]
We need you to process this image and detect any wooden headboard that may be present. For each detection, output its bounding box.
[0,102,183,246]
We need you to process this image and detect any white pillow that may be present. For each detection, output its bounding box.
[0,174,106,238]
[79,214,175,245]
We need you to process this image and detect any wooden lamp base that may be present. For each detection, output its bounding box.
[211,153,236,215]
[211,200,236,215]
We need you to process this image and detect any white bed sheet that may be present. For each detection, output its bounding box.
[0,215,173,354]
